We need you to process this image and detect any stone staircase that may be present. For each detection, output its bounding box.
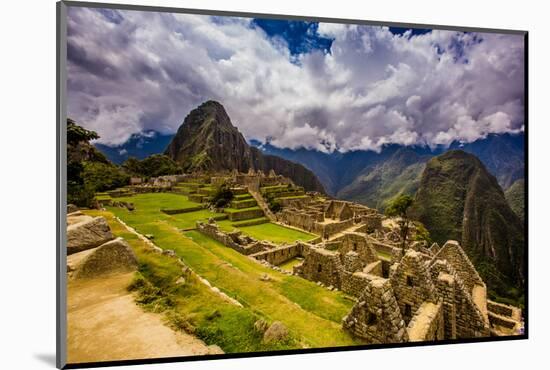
[249,189,276,222]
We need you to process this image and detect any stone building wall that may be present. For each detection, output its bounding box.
[341,271,375,297]
[361,214,383,233]
[343,278,408,343]
[279,208,321,233]
[333,232,378,266]
[296,246,343,288]
[320,219,355,239]
[434,240,484,293]
[429,259,489,338]
[406,301,445,342]
[389,250,437,325]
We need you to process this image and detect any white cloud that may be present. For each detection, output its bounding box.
[67,8,525,151]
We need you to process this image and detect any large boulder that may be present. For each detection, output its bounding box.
[67,211,93,226]
[71,237,138,279]
[67,216,114,255]
[262,321,289,344]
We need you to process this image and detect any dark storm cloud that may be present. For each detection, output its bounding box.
[66,7,524,152]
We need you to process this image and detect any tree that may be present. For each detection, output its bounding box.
[66,118,129,207]
[67,118,98,145]
[122,154,181,178]
[210,185,234,208]
[385,194,414,250]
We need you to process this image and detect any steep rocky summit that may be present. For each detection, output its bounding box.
[410,150,524,299]
[165,101,325,192]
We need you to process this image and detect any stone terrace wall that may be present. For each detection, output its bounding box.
[250,243,304,266]
[196,221,268,256]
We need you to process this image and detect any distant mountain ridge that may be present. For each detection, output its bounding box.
[164,101,326,193]
[252,132,525,209]
[410,150,525,301]
[93,113,524,210]
[95,132,174,164]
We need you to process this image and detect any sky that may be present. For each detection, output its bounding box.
[66,6,525,153]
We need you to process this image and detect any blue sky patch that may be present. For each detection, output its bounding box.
[252,18,334,56]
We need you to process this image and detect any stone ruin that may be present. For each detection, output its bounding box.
[66,210,138,279]
[196,219,278,256]
[103,169,523,343]
[279,199,382,239]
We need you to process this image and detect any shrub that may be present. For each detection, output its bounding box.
[210,185,234,208]
[268,200,282,213]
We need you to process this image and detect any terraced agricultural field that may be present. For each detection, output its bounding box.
[92,192,361,352]
[217,219,317,244]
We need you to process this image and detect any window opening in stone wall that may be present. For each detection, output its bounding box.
[404,303,412,323]
[367,312,377,326]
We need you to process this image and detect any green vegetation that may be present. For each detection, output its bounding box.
[106,193,225,229]
[268,199,282,213]
[223,206,261,213]
[122,154,181,178]
[209,185,234,208]
[410,150,525,305]
[278,257,303,272]
[385,194,414,249]
[413,221,432,246]
[81,161,130,193]
[67,119,129,207]
[505,179,525,222]
[89,191,361,349]
[217,220,316,244]
[83,210,297,352]
[336,148,427,210]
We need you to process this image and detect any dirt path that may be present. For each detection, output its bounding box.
[67,273,219,364]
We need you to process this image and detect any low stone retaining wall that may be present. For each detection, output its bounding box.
[250,243,304,266]
[227,208,264,221]
[161,205,204,215]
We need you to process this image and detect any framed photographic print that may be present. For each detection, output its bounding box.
[56,1,528,368]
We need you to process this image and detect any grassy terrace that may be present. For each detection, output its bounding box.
[223,206,261,213]
[217,220,317,244]
[95,192,360,350]
[103,193,226,229]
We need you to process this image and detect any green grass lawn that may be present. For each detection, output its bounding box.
[216,220,317,244]
[83,210,296,353]
[278,257,304,271]
[233,193,253,200]
[105,193,225,231]
[223,206,261,213]
[90,192,362,349]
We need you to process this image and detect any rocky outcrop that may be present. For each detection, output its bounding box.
[164,101,325,193]
[410,150,524,298]
[70,237,138,279]
[67,216,114,255]
[263,321,289,344]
